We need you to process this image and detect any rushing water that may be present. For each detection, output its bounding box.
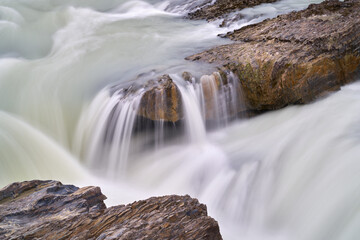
[1,0,359,239]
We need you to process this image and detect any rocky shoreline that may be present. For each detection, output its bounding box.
[0,180,222,240]
[132,0,360,123]
[188,0,360,111]
[187,0,277,23]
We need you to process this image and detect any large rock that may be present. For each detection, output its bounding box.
[137,74,183,123]
[187,0,360,111]
[0,180,222,240]
[188,0,277,21]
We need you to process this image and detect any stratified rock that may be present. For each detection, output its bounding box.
[138,74,183,123]
[187,0,360,111]
[0,180,222,240]
[188,0,276,21]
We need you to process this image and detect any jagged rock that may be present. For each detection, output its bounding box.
[188,0,276,21]
[187,0,360,111]
[138,74,183,123]
[0,180,222,240]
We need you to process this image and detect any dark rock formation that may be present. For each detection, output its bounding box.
[0,180,222,240]
[187,0,360,111]
[188,0,277,21]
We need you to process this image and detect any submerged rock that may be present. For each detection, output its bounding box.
[188,0,277,21]
[165,0,213,14]
[0,180,222,240]
[187,0,360,111]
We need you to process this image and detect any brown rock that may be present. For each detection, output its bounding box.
[138,74,183,122]
[188,0,277,21]
[187,0,360,111]
[0,180,222,240]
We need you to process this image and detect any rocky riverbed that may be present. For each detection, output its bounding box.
[187,0,277,22]
[0,180,222,240]
[188,0,360,111]
[134,0,360,122]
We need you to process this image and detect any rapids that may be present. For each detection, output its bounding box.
[1,0,359,239]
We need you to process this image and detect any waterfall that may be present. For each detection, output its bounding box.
[74,87,145,179]
[3,0,359,240]
[74,70,245,179]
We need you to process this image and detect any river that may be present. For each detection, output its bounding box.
[1,0,359,239]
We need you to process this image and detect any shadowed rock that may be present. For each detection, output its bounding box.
[187,0,360,111]
[0,180,222,240]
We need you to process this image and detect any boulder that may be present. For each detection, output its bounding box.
[137,74,183,123]
[187,0,360,111]
[0,180,222,240]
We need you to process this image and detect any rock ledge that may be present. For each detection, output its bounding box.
[0,180,222,240]
[187,0,360,111]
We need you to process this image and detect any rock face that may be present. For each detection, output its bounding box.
[187,0,360,111]
[0,180,222,240]
[188,0,277,21]
[137,74,183,123]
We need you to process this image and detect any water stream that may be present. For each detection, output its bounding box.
[1,0,359,239]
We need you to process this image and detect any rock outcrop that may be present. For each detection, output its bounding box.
[188,0,277,21]
[187,0,360,111]
[137,75,183,123]
[130,72,244,123]
[109,0,360,123]
[0,180,222,240]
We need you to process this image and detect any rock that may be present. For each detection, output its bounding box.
[138,74,183,123]
[165,0,213,14]
[188,0,276,22]
[182,71,195,83]
[0,180,222,240]
[187,0,360,111]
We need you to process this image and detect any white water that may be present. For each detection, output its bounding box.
[2,0,359,240]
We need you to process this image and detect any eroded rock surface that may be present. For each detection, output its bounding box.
[187,0,360,111]
[0,180,222,240]
[188,0,277,21]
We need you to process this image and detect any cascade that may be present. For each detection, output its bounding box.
[3,0,360,240]
[74,71,244,178]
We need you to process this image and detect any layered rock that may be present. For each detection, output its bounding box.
[110,0,360,123]
[0,180,222,240]
[186,0,360,111]
[188,0,277,21]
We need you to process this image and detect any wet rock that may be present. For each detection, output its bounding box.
[138,74,183,122]
[187,0,360,111]
[200,73,222,120]
[182,71,195,83]
[0,180,222,240]
[188,0,276,21]
[165,0,213,14]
